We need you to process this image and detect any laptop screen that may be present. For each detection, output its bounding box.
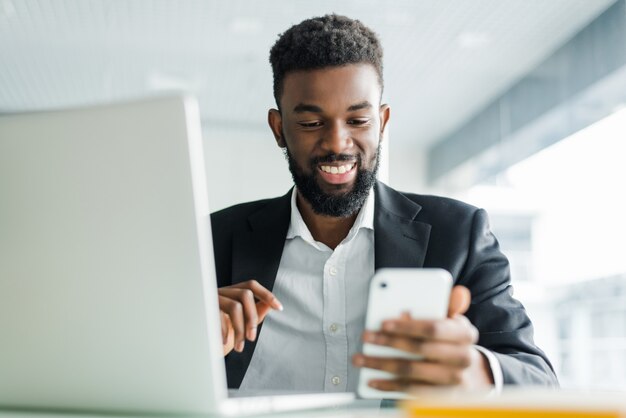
[0,96,227,414]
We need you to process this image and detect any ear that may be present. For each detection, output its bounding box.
[268,109,286,148]
[379,104,390,139]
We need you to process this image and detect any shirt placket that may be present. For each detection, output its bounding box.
[322,245,348,392]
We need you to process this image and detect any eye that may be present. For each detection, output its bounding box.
[347,118,370,126]
[298,121,323,128]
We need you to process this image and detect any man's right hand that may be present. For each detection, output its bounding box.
[218,280,283,356]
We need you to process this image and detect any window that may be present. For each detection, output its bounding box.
[455,108,626,389]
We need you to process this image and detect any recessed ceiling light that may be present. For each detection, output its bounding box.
[457,32,492,49]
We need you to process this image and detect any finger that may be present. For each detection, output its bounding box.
[231,280,284,311]
[222,288,268,341]
[220,311,229,341]
[367,377,411,392]
[219,288,259,341]
[362,331,474,367]
[353,354,465,386]
[256,300,273,323]
[220,312,235,355]
[368,379,455,396]
[367,378,435,392]
[381,315,477,344]
[448,285,471,317]
[219,296,246,352]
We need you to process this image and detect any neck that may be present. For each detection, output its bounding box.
[296,192,358,250]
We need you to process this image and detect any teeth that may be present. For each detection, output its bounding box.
[320,164,354,174]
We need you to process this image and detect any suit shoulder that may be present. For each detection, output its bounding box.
[399,190,480,218]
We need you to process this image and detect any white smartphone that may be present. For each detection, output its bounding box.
[357,268,453,399]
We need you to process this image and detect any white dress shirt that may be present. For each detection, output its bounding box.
[240,188,375,392]
[239,187,503,393]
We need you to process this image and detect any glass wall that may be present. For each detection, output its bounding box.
[452,109,626,389]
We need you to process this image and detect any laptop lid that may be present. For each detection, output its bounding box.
[0,96,228,415]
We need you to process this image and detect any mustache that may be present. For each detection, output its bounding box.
[311,153,361,165]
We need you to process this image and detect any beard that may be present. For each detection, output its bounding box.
[284,141,381,218]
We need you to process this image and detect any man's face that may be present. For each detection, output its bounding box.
[268,63,390,217]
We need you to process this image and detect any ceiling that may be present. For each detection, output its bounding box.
[0,0,616,147]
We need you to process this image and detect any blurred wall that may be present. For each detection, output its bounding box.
[203,126,292,212]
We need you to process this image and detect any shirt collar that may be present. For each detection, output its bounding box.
[286,187,375,245]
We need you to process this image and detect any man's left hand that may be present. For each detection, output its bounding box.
[352,285,494,392]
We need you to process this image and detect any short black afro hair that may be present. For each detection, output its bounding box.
[269,14,384,108]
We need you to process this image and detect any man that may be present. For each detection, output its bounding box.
[212,14,558,393]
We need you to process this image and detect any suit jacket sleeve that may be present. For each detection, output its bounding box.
[457,208,558,385]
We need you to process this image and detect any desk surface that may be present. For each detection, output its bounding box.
[4,389,626,418]
[0,400,404,418]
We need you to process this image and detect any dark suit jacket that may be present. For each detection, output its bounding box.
[211,181,558,388]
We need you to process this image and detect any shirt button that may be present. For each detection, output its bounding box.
[329,266,338,276]
[331,376,341,386]
[329,323,338,333]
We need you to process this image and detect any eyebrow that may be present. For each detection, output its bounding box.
[293,103,323,113]
[347,101,373,112]
[292,101,373,113]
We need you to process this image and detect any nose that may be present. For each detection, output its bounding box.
[320,121,353,154]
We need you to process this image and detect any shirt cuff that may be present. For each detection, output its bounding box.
[474,345,503,394]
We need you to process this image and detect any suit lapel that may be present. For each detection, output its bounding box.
[374,181,431,269]
[230,183,431,286]
[231,189,292,292]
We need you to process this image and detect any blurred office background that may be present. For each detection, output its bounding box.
[2,0,626,389]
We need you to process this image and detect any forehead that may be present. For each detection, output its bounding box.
[280,64,381,111]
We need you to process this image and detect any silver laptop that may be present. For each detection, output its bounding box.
[0,96,354,416]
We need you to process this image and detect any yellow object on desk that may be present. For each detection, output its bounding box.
[402,388,625,418]
[404,404,620,418]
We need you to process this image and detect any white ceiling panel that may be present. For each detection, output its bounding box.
[0,0,617,146]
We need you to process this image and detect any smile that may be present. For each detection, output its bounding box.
[319,163,356,174]
[316,162,358,185]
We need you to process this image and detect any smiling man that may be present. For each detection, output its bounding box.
[211,14,558,394]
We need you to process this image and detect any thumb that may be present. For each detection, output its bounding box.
[448,285,471,318]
